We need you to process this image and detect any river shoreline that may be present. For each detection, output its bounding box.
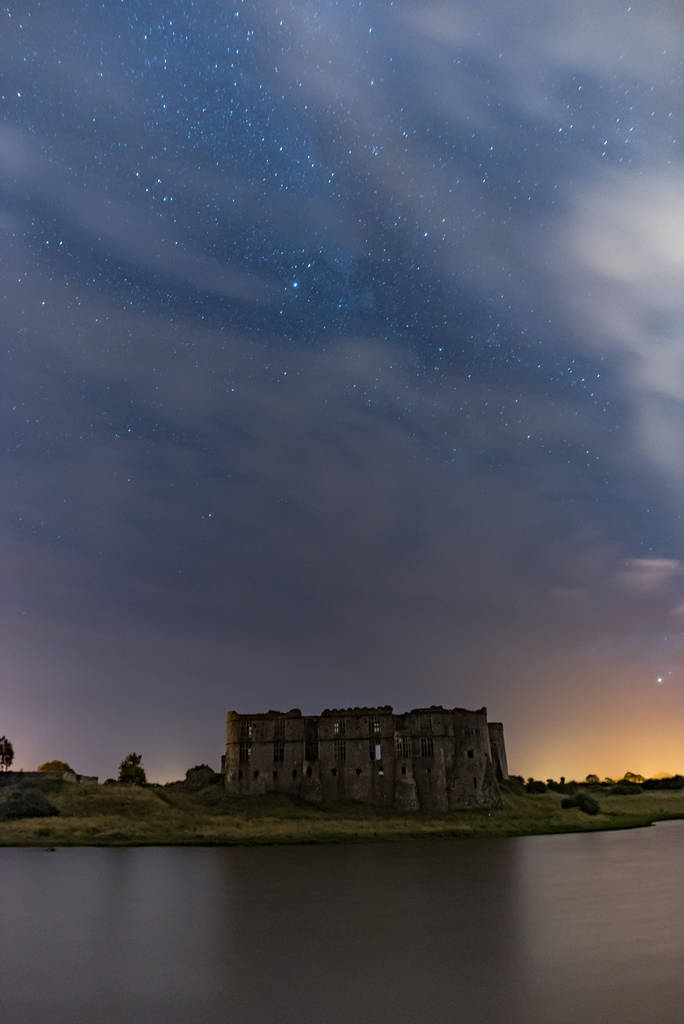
[2,782,684,847]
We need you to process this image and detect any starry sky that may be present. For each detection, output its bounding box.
[2,0,683,782]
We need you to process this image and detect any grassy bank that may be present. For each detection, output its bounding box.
[2,780,684,847]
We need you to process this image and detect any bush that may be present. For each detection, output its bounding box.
[561,793,600,815]
[500,776,525,794]
[0,787,59,821]
[525,779,547,793]
[611,784,642,795]
[184,765,219,790]
[577,793,600,814]
[37,760,75,774]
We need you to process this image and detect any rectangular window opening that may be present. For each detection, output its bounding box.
[396,736,411,759]
[369,719,381,760]
[273,717,285,763]
[420,735,434,758]
[333,738,346,762]
[305,720,319,762]
[239,719,254,741]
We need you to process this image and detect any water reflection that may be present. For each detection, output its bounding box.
[2,823,684,1023]
[508,823,684,1023]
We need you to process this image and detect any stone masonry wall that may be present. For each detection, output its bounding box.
[224,705,507,811]
[487,722,509,781]
[0,771,98,786]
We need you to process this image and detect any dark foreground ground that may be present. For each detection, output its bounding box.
[2,778,684,846]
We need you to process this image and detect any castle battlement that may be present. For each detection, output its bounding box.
[223,705,507,811]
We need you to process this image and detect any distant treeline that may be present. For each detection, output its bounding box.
[641,775,684,790]
[506,774,684,796]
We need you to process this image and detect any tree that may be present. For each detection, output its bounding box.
[185,764,218,790]
[0,736,14,771]
[118,752,146,785]
[38,760,75,774]
[585,773,599,785]
[622,771,645,785]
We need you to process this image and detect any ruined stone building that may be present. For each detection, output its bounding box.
[223,705,508,811]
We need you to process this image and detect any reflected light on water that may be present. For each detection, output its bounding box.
[2,824,684,1024]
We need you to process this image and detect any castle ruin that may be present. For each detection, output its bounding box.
[224,705,508,811]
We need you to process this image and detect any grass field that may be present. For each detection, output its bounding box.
[2,780,684,847]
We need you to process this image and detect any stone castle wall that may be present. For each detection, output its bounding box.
[224,705,507,811]
[487,722,508,781]
[0,771,98,786]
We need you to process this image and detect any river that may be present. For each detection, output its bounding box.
[2,821,684,1023]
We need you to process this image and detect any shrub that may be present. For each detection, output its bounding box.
[37,760,75,774]
[577,793,600,814]
[561,793,600,815]
[0,787,59,821]
[525,779,547,793]
[184,764,219,790]
[611,783,642,795]
[500,776,525,794]
[546,779,568,792]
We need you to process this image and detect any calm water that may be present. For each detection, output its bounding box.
[2,822,684,1023]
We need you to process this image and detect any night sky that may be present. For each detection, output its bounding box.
[3,0,683,782]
